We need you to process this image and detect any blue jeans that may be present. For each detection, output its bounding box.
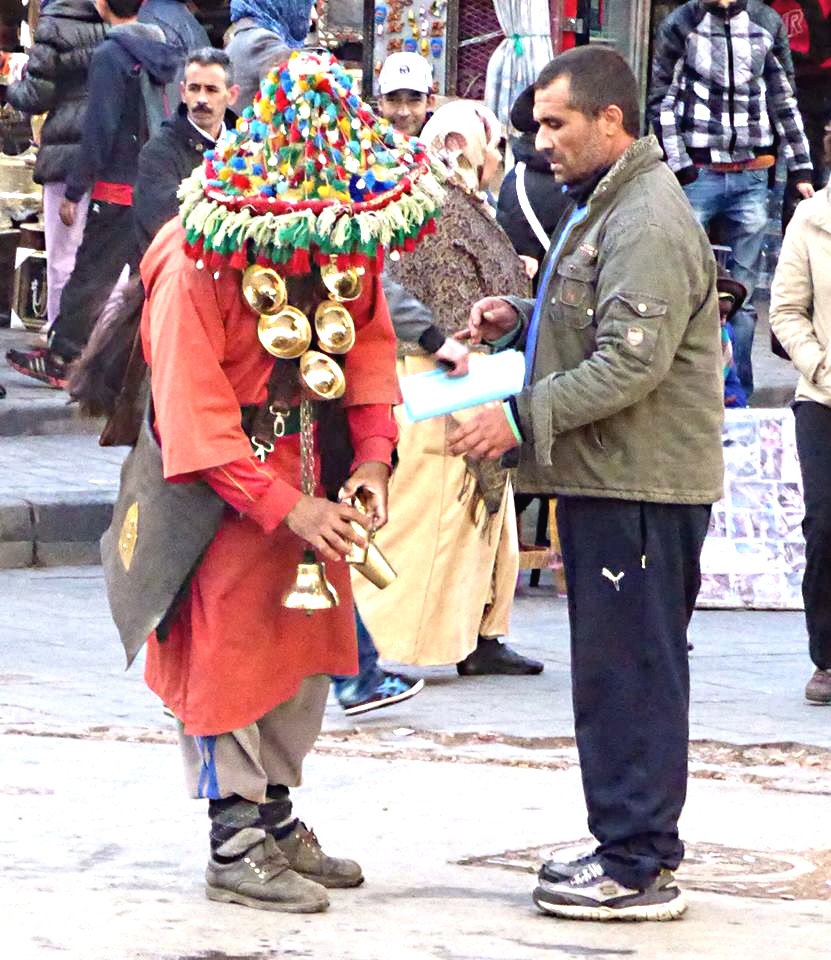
[684,168,770,397]
[331,608,381,698]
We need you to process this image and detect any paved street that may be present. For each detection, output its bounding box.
[3,566,831,960]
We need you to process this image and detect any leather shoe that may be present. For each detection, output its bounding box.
[805,668,831,704]
[456,637,544,676]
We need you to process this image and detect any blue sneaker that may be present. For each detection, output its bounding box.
[337,671,424,717]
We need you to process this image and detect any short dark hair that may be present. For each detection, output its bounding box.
[185,47,235,85]
[104,0,143,18]
[534,46,641,138]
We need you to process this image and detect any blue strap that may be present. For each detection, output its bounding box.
[524,205,589,385]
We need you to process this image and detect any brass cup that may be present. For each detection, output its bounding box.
[242,264,287,315]
[258,305,312,359]
[299,350,346,400]
[320,262,364,302]
[282,550,339,615]
[351,540,397,589]
[314,301,356,355]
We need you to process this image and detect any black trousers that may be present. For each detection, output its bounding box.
[50,200,138,361]
[556,496,711,890]
[794,401,831,670]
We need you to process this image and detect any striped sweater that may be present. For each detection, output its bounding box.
[647,0,812,180]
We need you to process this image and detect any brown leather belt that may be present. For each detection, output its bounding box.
[699,156,775,174]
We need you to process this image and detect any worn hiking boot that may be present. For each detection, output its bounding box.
[533,856,687,921]
[805,668,831,704]
[205,835,329,913]
[275,821,364,888]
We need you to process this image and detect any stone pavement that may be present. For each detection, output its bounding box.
[3,566,831,959]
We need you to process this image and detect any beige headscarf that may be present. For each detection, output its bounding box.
[419,100,502,192]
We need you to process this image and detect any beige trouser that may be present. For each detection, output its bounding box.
[178,675,330,803]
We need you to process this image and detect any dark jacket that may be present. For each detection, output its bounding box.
[65,22,179,203]
[225,17,294,108]
[496,133,569,267]
[506,136,724,504]
[138,0,210,103]
[5,0,106,184]
[134,102,236,254]
[648,0,812,181]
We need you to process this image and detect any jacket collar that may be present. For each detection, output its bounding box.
[582,135,664,211]
[171,102,236,152]
[700,0,748,19]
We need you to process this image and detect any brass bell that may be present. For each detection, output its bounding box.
[258,305,312,359]
[300,349,346,400]
[320,262,364,302]
[282,549,339,614]
[242,264,287,315]
[314,301,356,355]
[343,497,397,589]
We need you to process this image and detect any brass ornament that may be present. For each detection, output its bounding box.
[320,262,364,302]
[343,497,397,589]
[257,305,312,359]
[242,264,287,315]
[314,300,356,354]
[282,549,339,614]
[118,501,139,572]
[300,349,346,400]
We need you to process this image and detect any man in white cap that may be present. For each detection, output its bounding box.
[378,51,436,137]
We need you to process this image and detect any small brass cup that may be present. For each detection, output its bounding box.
[242,264,287,315]
[314,301,356,355]
[299,349,346,400]
[258,305,312,359]
[320,262,364,302]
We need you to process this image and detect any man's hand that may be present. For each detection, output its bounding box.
[455,297,520,346]
[448,403,519,461]
[520,255,539,280]
[284,495,370,563]
[338,460,392,529]
[59,199,77,227]
[433,336,470,377]
[796,181,815,200]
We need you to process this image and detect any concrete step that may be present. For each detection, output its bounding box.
[0,326,103,437]
[0,433,126,568]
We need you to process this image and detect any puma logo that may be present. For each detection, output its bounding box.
[601,567,625,591]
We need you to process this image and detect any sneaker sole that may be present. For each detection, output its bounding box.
[6,357,67,390]
[532,887,687,922]
[206,885,329,913]
[341,678,425,717]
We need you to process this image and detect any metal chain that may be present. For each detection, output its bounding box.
[299,397,315,496]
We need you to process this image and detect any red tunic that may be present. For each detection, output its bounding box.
[139,222,400,736]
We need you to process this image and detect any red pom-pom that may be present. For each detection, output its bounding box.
[229,248,247,270]
[231,174,250,190]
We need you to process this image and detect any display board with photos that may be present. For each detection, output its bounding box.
[698,408,805,610]
[371,0,451,95]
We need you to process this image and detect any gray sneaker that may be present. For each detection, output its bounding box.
[533,857,687,921]
[205,835,329,913]
[275,821,364,888]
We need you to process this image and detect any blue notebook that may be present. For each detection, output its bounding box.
[400,350,526,422]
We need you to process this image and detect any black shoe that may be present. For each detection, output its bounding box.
[456,637,544,676]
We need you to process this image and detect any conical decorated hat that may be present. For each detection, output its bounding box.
[179,50,445,274]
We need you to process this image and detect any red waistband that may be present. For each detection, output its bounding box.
[91,181,134,205]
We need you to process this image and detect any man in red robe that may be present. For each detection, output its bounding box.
[121,50,444,913]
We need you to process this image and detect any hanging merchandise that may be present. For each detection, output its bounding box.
[371,0,451,95]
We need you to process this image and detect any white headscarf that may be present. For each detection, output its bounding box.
[420,100,502,192]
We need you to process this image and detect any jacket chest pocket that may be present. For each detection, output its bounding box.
[551,257,597,329]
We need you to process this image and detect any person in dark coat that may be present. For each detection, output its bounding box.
[134,47,239,254]
[5,0,179,388]
[5,0,107,328]
[496,88,568,289]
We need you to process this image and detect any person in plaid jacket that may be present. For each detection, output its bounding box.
[647,0,814,399]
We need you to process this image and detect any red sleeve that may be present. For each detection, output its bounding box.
[347,403,398,469]
[201,456,302,533]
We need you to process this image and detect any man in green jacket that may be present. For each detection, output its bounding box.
[450,45,724,921]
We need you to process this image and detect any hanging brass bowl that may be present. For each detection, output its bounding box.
[257,305,312,359]
[314,301,356,355]
[242,264,287,315]
[299,350,346,400]
[282,550,339,614]
[320,262,364,302]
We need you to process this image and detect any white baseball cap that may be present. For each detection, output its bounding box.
[378,52,434,96]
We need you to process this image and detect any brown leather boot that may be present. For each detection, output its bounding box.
[805,668,831,704]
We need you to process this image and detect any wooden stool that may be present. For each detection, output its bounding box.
[517,497,566,592]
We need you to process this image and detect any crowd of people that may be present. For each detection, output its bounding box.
[1,0,829,928]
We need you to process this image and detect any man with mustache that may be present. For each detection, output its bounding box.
[133,47,240,254]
